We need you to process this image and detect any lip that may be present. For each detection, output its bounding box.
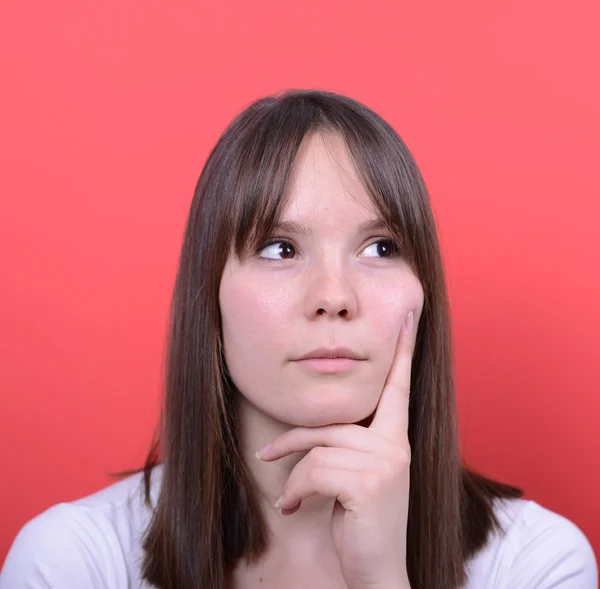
[294,357,363,373]
[296,347,365,361]
[293,347,366,374]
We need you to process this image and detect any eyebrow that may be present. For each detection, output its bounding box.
[272,218,390,236]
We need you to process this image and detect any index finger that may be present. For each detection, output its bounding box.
[368,309,417,441]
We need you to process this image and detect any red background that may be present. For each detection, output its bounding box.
[1,0,598,568]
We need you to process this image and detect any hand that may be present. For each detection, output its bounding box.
[255,310,417,589]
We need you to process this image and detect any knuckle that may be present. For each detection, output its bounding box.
[307,446,326,465]
[393,445,412,467]
[380,458,396,480]
[360,472,381,495]
[308,466,322,484]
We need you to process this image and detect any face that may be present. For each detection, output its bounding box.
[219,132,424,427]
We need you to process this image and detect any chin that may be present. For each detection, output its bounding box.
[281,399,378,428]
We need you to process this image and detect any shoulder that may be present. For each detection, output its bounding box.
[466,497,598,589]
[0,466,163,589]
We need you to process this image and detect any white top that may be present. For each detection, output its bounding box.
[1,465,597,588]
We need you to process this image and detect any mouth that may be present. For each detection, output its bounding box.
[293,347,366,373]
[293,357,365,374]
[296,347,364,361]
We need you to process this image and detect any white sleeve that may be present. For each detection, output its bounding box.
[506,504,598,589]
[0,504,116,589]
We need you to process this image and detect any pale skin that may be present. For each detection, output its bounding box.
[220,132,424,589]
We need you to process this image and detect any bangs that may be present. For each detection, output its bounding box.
[229,107,313,259]
[218,91,426,276]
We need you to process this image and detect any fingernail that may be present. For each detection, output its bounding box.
[404,310,414,334]
[254,443,271,460]
[274,494,284,512]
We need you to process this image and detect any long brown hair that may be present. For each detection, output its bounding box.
[116,89,523,589]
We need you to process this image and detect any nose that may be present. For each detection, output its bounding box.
[303,259,358,320]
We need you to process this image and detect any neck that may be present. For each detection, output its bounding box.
[235,393,338,553]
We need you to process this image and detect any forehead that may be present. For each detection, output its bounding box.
[282,132,377,222]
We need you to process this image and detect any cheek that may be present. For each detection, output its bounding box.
[220,277,292,363]
[368,276,424,338]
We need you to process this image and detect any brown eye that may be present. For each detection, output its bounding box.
[362,239,399,258]
[258,240,296,260]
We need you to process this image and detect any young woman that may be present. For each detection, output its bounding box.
[1,90,597,589]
